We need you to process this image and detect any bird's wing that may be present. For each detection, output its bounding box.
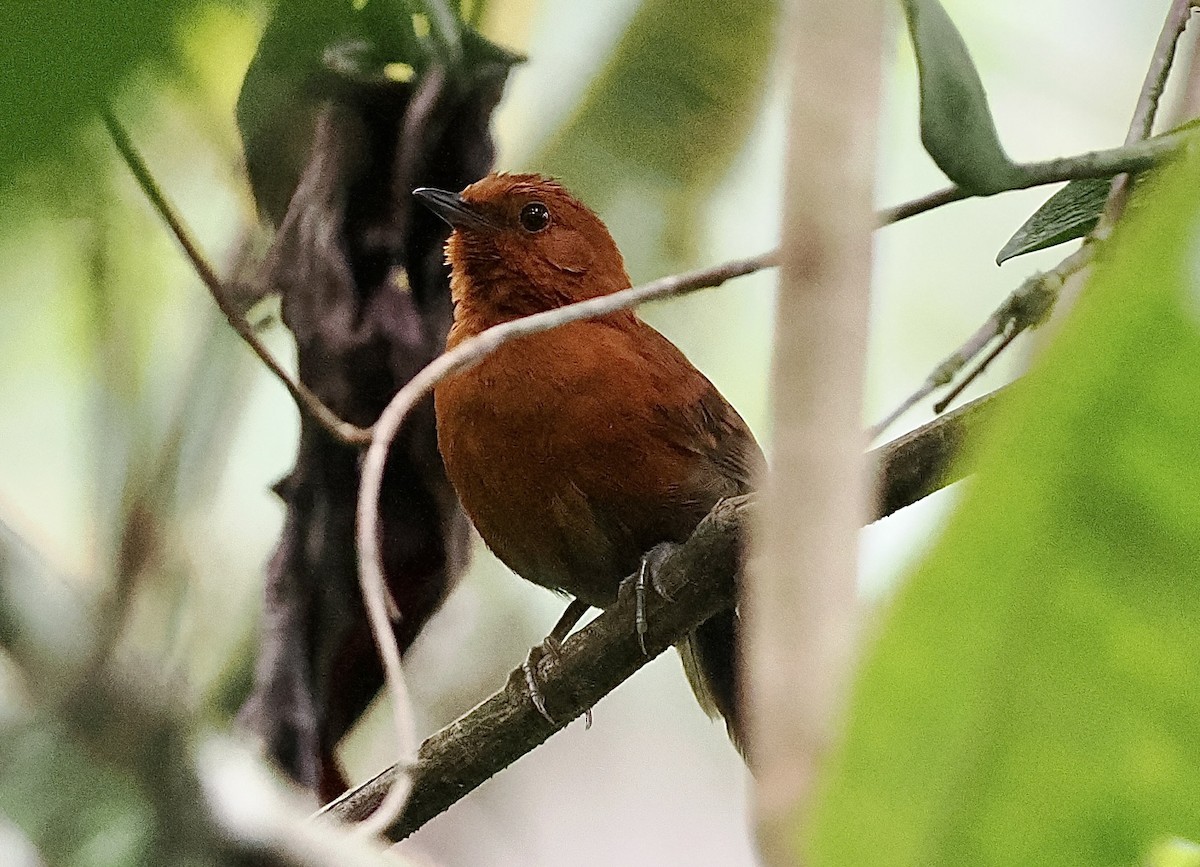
[574,316,764,546]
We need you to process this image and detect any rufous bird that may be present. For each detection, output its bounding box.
[414,173,762,745]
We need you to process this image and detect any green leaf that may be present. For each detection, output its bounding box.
[995,177,1110,264]
[535,0,779,261]
[810,150,1200,865]
[902,0,1021,194]
[0,1,195,190]
[997,121,1200,264]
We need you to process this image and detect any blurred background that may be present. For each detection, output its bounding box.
[0,1,1188,864]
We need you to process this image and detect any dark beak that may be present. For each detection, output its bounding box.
[412,187,495,231]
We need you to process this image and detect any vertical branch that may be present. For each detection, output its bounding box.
[1097,0,1198,231]
[1170,4,1200,122]
[1126,0,1196,142]
[745,0,883,863]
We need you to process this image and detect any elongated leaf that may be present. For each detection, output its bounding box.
[996,177,1110,264]
[810,151,1200,866]
[903,0,1020,194]
[536,0,778,259]
[997,119,1200,264]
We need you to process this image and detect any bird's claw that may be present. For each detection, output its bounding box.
[522,636,564,724]
[634,542,681,656]
[521,599,592,726]
[523,656,555,725]
[523,635,595,728]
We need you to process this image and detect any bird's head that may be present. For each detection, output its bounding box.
[414,173,631,319]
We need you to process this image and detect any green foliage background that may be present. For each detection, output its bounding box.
[1,1,188,186]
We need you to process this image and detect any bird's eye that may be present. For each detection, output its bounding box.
[518,202,551,233]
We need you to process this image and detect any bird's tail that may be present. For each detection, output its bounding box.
[677,608,743,752]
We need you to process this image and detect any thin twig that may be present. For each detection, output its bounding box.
[878,185,967,224]
[1178,7,1200,120]
[1013,126,1189,186]
[1097,0,1198,233]
[876,126,1194,227]
[351,551,420,836]
[1130,0,1196,142]
[868,244,1093,439]
[351,249,778,828]
[102,112,372,448]
[868,303,1012,440]
[327,385,1007,840]
[933,324,1018,414]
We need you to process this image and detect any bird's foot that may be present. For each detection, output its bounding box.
[634,541,682,656]
[522,637,563,725]
[521,598,591,725]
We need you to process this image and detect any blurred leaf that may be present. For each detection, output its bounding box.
[0,1,197,192]
[237,0,518,223]
[0,717,153,867]
[236,0,416,224]
[996,177,1109,264]
[1145,839,1200,867]
[902,0,1020,194]
[536,0,778,259]
[0,528,152,866]
[810,151,1200,866]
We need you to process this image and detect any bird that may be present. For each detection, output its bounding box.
[413,173,763,747]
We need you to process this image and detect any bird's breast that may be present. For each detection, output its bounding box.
[434,329,635,605]
[433,317,749,607]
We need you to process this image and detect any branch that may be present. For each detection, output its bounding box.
[748,0,880,857]
[326,386,1005,840]
[332,494,745,837]
[870,387,1005,519]
[876,114,1196,226]
[1012,127,1189,186]
[102,112,372,448]
[1129,0,1196,142]
[1098,0,1197,232]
